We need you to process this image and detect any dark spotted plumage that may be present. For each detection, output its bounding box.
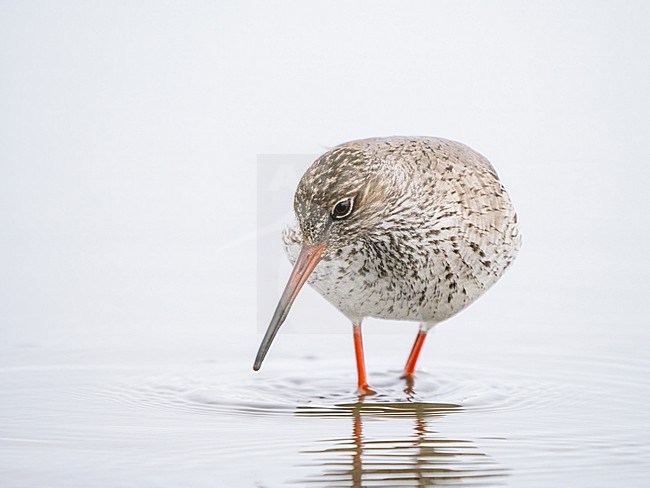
[284,136,521,328]
[254,136,521,389]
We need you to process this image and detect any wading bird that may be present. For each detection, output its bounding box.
[253,137,520,395]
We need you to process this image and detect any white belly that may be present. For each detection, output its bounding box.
[283,225,490,324]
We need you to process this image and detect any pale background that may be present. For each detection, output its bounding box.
[1,1,649,359]
[2,3,650,487]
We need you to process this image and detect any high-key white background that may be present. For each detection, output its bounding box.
[1,1,648,358]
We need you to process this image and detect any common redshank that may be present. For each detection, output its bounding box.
[253,137,520,395]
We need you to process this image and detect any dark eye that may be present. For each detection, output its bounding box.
[331,197,354,220]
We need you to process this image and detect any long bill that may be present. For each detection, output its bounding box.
[253,242,327,371]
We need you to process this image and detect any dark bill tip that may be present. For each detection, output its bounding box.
[253,242,326,371]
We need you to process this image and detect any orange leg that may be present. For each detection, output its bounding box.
[402,330,428,378]
[353,323,374,396]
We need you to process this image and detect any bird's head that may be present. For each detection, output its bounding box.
[294,145,394,252]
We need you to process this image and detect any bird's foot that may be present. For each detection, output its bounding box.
[355,385,376,397]
[401,373,415,395]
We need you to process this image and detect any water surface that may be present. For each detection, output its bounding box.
[1,330,649,487]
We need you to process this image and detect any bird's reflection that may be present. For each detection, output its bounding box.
[294,401,508,487]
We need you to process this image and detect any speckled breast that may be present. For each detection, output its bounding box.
[283,225,504,324]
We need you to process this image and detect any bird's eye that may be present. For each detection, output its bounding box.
[331,197,354,220]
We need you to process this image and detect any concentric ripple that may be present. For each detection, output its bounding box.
[2,348,650,487]
[101,363,578,419]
